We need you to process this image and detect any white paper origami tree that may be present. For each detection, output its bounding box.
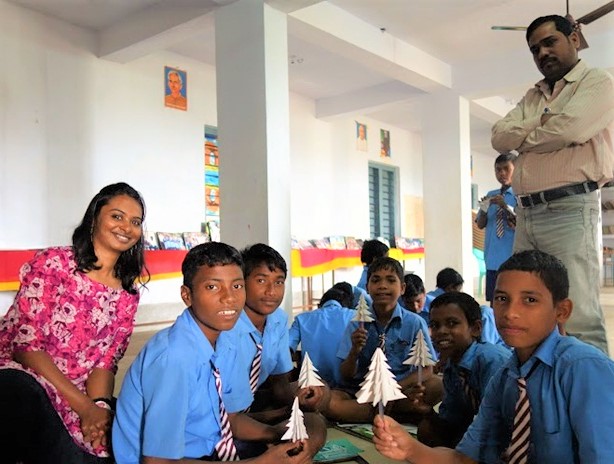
[298,352,325,388]
[353,294,374,327]
[355,347,406,415]
[281,397,309,442]
[403,330,436,384]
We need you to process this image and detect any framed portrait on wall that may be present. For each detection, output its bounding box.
[380,129,391,158]
[164,66,187,111]
[356,121,367,152]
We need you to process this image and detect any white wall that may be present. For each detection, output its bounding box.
[1,0,480,316]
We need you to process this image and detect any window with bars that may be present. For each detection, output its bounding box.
[369,163,399,243]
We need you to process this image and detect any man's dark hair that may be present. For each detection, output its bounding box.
[367,257,404,283]
[241,243,287,279]
[430,292,482,326]
[360,239,389,265]
[497,250,569,303]
[526,14,574,43]
[495,152,517,165]
[436,267,464,290]
[182,242,243,289]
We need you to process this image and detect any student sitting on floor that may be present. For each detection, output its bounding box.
[289,287,355,387]
[320,257,443,424]
[216,243,326,457]
[356,239,389,290]
[416,292,511,448]
[373,250,614,464]
[401,273,428,323]
[112,242,314,463]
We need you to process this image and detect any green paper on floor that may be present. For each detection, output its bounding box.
[313,438,364,462]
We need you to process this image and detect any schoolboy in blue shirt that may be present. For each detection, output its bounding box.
[356,239,389,290]
[418,292,511,448]
[289,288,355,387]
[423,267,464,318]
[373,249,614,464]
[113,242,310,463]
[400,273,429,324]
[321,257,442,423]
[217,243,326,456]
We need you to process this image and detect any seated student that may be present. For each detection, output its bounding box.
[423,267,465,318]
[321,257,443,424]
[357,239,389,290]
[289,288,355,387]
[401,273,428,323]
[112,242,313,463]
[216,244,326,455]
[372,250,614,464]
[333,281,372,308]
[425,268,505,348]
[417,292,511,448]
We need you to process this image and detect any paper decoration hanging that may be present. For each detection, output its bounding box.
[355,347,406,408]
[353,294,374,325]
[298,352,325,388]
[281,397,309,442]
[403,330,436,384]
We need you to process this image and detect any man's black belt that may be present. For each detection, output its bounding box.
[516,181,598,208]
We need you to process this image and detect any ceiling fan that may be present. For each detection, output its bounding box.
[491,0,614,50]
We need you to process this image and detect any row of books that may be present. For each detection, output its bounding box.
[291,236,424,250]
[145,231,210,251]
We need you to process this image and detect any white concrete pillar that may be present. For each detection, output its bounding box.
[215,0,293,306]
[421,91,475,294]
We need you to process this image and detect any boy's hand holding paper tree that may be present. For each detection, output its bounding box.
[403,329,436,385]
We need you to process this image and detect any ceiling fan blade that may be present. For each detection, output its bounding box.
[565,14,590,50]
[491,26,527,31]
[575,0,614,25]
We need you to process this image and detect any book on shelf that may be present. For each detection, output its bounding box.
[182,232,209,250]
[144,231,159,250]
[345,237,361,250]
[327,236,347,250]
[156,232,186,250]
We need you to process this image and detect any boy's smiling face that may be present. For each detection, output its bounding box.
[493,270,571,363]
[181,263,245,345]
[367,267,405,314]
[429,303,481,363]
[244,264,286,317]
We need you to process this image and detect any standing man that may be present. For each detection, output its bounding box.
[475,152,517,305]
[492,14,614,353]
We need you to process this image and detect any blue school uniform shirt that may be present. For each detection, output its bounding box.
[112,309,250,463]
[456,328,614,463]
[336,303,436,390]
[481,187,516,271]
[288,299,355,386]
[357,266,368,290]
[218,308,294,412]
[352,285,372,308]
[423,287,444,316]
[439,341,511,432]
[480,305,508,349]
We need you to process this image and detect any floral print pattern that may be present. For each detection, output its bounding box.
[0,247,139,456]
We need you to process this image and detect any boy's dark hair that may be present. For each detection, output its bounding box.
[367,257,404,283]
[332,282,353,300]
[319,288,352,308]
[241,243,287,279]
[72,182,148,294]
[526,14,574,43]
[360,239,389,265]
[182,242,243,289]
[403,273,425,297]
[495,152,517,165]
[497,250,569,303]
[436,267,464,289]
[430,292,482,326]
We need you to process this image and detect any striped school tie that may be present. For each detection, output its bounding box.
[496,207,505,238]
[248,337,263,393]
[377,333,386,351]
[506,377,531,464]
[212,365,239,461]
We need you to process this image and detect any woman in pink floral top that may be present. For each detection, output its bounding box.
[0,182,148,463]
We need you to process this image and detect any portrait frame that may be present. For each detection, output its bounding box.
[164,66,188,111]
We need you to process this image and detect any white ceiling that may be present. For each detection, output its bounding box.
[8,0,614,154]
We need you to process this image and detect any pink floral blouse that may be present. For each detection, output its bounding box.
[0,246,139,457]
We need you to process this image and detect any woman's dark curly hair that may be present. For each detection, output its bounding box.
[72,182,149,293]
